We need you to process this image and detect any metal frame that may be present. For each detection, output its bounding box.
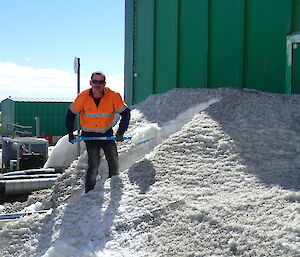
[286,32,300,93]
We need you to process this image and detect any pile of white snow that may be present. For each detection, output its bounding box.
[1,87,300,256]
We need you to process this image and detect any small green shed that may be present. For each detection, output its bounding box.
[1,97,72,137]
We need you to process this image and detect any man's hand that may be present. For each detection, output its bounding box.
[68,132,75,143]
[115,133,124,142]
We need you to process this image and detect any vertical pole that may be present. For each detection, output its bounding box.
[35,117,40,137]
[77,58,80,94]
[16,141,20,171]
[286,36,292,94]
[76,58,81,157]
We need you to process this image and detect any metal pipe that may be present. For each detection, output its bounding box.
[35,117,40,137]
[2,168,63,177]
[1,177,57,194]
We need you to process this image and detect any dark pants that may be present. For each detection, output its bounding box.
[85,141,119,193]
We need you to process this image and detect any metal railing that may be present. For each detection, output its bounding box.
[7,122,32,137]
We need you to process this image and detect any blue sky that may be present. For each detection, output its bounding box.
[0,1,125,101]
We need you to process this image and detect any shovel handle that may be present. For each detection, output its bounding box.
[71,135,132,143]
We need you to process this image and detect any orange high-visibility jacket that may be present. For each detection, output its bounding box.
[70,87,127,133]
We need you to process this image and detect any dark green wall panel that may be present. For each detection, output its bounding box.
[178,0,208,89]
[133,0,155,103]
[292,0,300,31]
[245,0,291,93]
[208,0,245,88]
[154,0,179,93]
[124,0,134,105]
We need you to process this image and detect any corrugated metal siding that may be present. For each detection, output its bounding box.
[208,0,245,89]
[124,0,134,105]
[244,0,291,93]
[154,0,179,94]
[178,0,208,89]
[132,0,155,103]
[125,0,300,105]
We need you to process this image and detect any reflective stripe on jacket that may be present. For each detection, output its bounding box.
[70,87,127,133]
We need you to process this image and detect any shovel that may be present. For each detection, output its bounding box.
[71,135,153,146]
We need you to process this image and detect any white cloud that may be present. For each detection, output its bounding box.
[0,61,124,102]
[106,73,124,96]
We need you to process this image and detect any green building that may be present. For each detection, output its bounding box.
[1,97,72,138]
[125,0,300,105]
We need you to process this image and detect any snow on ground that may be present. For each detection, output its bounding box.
[1,87,300,256]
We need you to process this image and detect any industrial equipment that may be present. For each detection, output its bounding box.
[2,137,48,172]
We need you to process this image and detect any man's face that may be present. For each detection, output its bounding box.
[90,74,106,93]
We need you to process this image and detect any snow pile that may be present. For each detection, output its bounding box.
[130,123,160,145]
[44,134,86,169]
[22,202,43,213]
[0,205,4,214]
[1,88,300,256]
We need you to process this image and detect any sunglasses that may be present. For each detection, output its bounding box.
[92,79,105,84]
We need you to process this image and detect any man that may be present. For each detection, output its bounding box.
[66,71,131,193]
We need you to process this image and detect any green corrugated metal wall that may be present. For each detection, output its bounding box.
[125,0,300,105]
[1,99,71,136]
